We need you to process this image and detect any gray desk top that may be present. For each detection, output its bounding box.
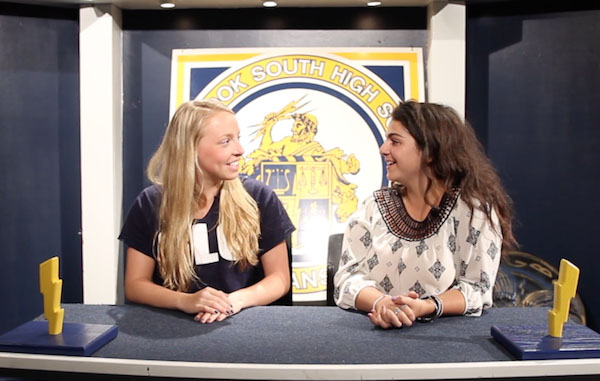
[49,304,551,364]
[2,304,600,380]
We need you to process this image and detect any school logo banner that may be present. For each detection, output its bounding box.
[170,48,424,302]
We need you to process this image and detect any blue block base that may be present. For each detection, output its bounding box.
[491,324,600,360]
[0,321,118,357]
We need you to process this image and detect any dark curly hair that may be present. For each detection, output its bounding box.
[391,100,516,249]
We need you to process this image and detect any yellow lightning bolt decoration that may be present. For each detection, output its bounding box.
[39,257,65,335]
[548,259,580,338]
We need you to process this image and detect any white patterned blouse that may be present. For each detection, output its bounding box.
[333,187,502,316]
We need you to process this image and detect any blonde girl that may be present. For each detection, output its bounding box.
[120,100,294,324]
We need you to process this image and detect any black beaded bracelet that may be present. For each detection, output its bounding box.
[416,295,444,323]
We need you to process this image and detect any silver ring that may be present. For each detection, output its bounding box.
[393,307,402,314]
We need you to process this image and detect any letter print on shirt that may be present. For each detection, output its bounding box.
[192,223,235,264]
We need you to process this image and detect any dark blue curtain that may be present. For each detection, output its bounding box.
[467,2,600,331]
[0,3,81,334]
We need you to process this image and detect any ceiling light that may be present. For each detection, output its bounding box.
[263,1,277,7]
[367,1,381,6]
[160,1,175,9]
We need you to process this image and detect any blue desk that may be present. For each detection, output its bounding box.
[0,304,599,380]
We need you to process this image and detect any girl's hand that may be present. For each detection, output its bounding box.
[227,291,245,315]
[194,310,227,324]
[178,286,233,317]
[393,291,435,319]
[194,291,244,324]
[368,291,419,329]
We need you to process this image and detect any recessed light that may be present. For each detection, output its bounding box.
[263,1,277,7]
[160,1,175,9]
[367,1,382,6]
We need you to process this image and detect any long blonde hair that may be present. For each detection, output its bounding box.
[147,99,260,291]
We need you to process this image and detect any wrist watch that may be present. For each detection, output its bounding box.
[417,295,444,323]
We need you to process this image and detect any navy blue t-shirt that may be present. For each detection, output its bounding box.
[118,177,295,293]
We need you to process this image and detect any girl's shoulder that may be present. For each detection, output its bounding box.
[240,176,275,200]
[140,183,161,197]
[138,184,161,203]
[240,175,264,189]
[456,195,489,215]
[129,184,162,214]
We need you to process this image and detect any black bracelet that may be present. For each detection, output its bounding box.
[416,295,443,323]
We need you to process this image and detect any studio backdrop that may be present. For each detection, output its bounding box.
[168,47,424,301]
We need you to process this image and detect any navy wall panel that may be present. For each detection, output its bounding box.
[467,3,600,330]
[0,4,81,334]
